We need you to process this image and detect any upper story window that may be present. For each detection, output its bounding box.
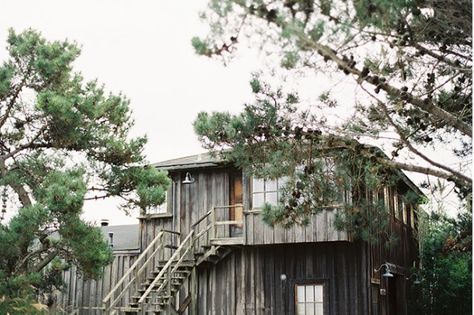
[146,181,175,215]
[149,197,168,214]
[251,177,288,208]
[295,283,324,315]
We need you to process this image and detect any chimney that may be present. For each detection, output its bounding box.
[100,219,109,227]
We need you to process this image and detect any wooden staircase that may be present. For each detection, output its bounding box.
[102,204,244,315]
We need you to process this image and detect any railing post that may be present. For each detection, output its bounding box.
[167,265,172,313]
[211,207,216,240]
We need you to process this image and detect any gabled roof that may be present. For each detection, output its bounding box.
[100,224,139,251]
[152,152,226,171]
[152,149,424,197]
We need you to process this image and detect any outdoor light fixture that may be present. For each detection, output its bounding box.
[280,274,287,281]
[406,273,421,285]
[182,172,195,184]
[374,263,394,278]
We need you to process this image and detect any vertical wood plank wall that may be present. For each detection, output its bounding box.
[195,241,369,315]
[57,164,418,314]
[56,252,139,314]
[243,209,348,245]
[141,167,349,250]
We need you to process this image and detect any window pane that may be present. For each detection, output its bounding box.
[305,285,314,302]
[279,176,289,189]
[253,193,265,208]
[266,179,278,191]
[315,303,323,315]
[305,303,314,315]
[253,178,265,192]
[155,203,167,213]
[297,303,306,315]
[314,285,323,302]
[296,285,305,302]
[266,192,278,205]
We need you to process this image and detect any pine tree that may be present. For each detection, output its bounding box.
[191,0,471,226]
[192,0,472,194]
[0,29,169,312]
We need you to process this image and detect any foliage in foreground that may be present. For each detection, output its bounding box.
[194,80,421,246]
[409,210,472,315]
[192,0,472,211]
[192,2,472,311]
[0,29,169,312]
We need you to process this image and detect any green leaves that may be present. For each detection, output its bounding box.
[0,28,171,310]
[36,169,87,216]
[59,219,112,279]
[100,165,170,212]
[7,28,80,89]
[281,51,299,69]
[0,63,14,100]
[191,37,213,56]
[416,212,472,314]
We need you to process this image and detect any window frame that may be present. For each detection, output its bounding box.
[251,177,287,209]
[291,279,329,315]
[143,180,176,218]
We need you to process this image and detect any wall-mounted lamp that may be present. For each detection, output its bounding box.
[406,273,421,285]
[280,274,287,281]
[374,263,394,278]
[182,172,195,184]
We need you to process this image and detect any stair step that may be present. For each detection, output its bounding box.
[152,269,191,276]
[157,260,194,268]
[210,237,244,245]
[121,307,141,314]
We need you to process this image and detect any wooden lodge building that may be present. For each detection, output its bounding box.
[56,152,422,315]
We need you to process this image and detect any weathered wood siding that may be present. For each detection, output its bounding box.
[194,241,369,315]
[142,167,348,249]
[243,209,348,245]
[140,168,230,249]
[55,252,139,314]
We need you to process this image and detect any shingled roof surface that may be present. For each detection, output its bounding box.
[152,152,225,171]
[101,224,139,251]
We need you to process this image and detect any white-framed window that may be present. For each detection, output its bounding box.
[147,181,175,215]
[150,197,168,214]
[251,177,288,208]
[295,283,324,315]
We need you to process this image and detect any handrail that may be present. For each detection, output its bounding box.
[152,236,194,297]
[213,204,243,209]
[102,231,164,307]
[192,209,212,228]
[138,230,195,304]
[103,230,179,312]
[103,204,246,312]
[192,204,244,228]
[160,229,181,235]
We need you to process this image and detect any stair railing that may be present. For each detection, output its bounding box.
[138,230,195,305]
[192,204,244,247]
[102,230,179,313]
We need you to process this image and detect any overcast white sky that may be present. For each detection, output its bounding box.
[0,1,268,224]
[0,1,461,225]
